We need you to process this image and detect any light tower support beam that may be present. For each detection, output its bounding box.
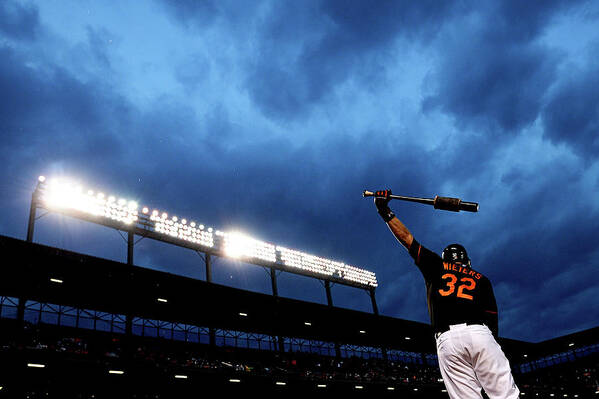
[325,280,333,307]
[270,268,278,297]
[205,253,212,283]
[370,288,379,315]
[127,231,134,265]
[26,195,37,243]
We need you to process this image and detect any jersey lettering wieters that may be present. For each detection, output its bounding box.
[408,239,499,336]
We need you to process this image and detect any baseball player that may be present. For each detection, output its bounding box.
[373,189,519,399]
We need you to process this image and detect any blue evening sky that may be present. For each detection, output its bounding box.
[1,0,598,342]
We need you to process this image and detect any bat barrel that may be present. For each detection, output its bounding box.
[459,201,479,213]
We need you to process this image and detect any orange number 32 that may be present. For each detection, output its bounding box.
[439,274,476,300]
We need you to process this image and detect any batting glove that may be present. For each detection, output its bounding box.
[374,189,395,222]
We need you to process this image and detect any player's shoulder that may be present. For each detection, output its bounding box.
[469,265,491,282]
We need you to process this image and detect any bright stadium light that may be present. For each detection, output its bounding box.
[174,375,188,379]
[50,278,63,284]
[109,370,124,375]
[33,176,378,289]
[275,382,286,386]
[317,384,326,388]
[229,379,241,383]
[355,386,363,390]
[387,387,395,391]
[27,363,45,368]
[219,231,276,262]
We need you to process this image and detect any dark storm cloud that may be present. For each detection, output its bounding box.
[0,46,128,170]
[422,1,579,132]
[0,0,39,40]
[542,62,599,159]
[158,0,456,119]
[245,0,456,119]
[423,40,559,132]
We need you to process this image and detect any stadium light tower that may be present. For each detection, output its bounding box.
[26,176,380,314]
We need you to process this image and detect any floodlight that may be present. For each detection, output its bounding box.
[33,176,377,289]
[275,382,286,386]
[355,386,363,389]
[387,387,395,391]
[157,298,168,303]
[27,363,45,368]
[229,379,241,383]
[50,278,63,284]
[174,375,188,379]
[317,385,326,388]
[109,370,124,375]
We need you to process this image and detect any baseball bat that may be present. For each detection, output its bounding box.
[363,190,479,213]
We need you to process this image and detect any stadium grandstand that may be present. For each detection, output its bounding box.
[0,235,597,398]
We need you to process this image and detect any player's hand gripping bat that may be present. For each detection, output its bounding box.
[363,190,479,213]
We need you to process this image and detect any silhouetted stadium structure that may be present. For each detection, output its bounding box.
[1,177,597,398]
[1,235,598,398]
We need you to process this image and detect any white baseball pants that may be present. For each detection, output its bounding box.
[436,323,519,399]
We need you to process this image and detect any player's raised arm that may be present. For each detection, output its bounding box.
[373,189,414,250]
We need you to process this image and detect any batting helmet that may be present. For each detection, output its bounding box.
[442,243,471,267]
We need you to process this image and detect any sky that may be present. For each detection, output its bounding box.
[1,0,598,343]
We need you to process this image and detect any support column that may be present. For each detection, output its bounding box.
[127,231,134,266]
[369,288,379,316]
[125,231,134,338]
[204,253,215,346]
[26,194,37,243]
[324,281,341,357]
[270,268,278,297]
[369,288,387,359]
[20,194,38,331]
[325,280,333,307]
[205,253,212,283]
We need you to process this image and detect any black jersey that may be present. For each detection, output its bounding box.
[408,239,499,336]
